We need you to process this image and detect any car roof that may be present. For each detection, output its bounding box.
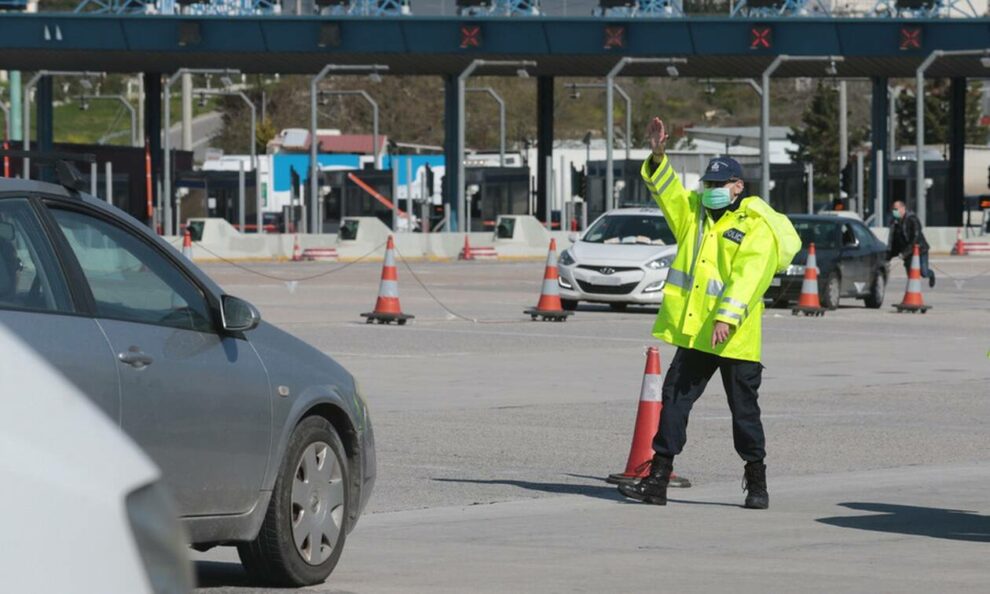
[788,214,863,225]
[605,207,664,217]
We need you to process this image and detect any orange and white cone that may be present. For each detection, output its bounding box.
[291,233,302,262]
[361,236,414,325]
[792,242,826,317]
[181,228,193,260]
[893,244,931,313]
[951,228,968,256]
[459,234,474,261]
[606,347,691,488]
[524,238,572,322]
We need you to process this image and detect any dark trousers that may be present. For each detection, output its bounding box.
[653,347,766,463]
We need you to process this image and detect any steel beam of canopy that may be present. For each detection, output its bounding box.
[761,55,843,202]
[310,63,388,234]
[605,57,685,212]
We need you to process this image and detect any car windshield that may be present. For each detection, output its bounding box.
[791,219,840,250]
[583,214,675,246]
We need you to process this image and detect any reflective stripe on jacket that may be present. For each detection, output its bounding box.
[641,155,799,362]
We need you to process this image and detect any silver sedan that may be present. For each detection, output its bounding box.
[0,177,373,587]
[557,208,677,311]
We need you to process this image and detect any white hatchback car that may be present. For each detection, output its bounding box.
[557,207,677,311]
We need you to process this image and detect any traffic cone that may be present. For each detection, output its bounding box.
[361,236,414,325]
[524,238,573,322]
[606,347,691,488]
[459,235,474,261]
[792,242,826,317]
[291,234,302,262]
[951,228,968,256]
[893,244,931,313]
[181,228,193,260]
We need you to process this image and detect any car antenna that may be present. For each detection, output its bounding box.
[0,149,96,195]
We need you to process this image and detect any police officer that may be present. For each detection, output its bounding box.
[618,117,799,509]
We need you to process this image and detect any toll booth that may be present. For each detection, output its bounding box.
[886,160,951,227]
[463,167,530,232]
[175,170,260,232]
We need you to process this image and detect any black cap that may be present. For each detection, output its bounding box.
[700,157,743,183]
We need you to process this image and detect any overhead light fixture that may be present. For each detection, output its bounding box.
[198,93,207,108]
[516,68,530,79]
[319,91,329,106]
[704,80,716,95]
[981,56,990,68]
[369,71,383,84]
[825,60,838,76]
[219,75,234,89]
[666,65,679,78]
[79,78,93,91]
[78,97,89,111]
[568,85,580,100]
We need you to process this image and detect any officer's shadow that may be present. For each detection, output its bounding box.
[817,502,990,543]
[433,475,742,508]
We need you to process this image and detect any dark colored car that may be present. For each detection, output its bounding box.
[764,214,889,309]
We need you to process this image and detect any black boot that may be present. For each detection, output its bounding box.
[743,461,769,510]
[618,455,672,505]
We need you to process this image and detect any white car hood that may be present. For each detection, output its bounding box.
[569,241,677,264]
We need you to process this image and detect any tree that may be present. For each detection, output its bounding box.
[787,81,867,197]
[895,80,984,148]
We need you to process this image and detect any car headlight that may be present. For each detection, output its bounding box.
[646,255,673,270]
[125,483,194,594]
[558,249,575,267]
[785,264,806,276]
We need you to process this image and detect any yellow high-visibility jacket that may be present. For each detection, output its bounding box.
[642,155,800,362]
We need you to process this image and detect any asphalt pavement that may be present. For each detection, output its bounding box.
[191,255,990,593]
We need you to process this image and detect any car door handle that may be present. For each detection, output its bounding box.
[118,349,153,369]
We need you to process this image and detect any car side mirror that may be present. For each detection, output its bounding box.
[568,232,579,243]
[844,238,860,249]
[221,295,261,332]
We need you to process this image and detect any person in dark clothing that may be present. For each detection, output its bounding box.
[888,200,935,288]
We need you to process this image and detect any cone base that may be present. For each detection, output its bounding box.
[950,244,968,256]
[606,472,692,489]
[524,308,573,322]
[893,303,931,313]
[792,305,827,317]
[361,312,415,325]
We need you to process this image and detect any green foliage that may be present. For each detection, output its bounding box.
[787,82,868,196]
[895,80,985,147]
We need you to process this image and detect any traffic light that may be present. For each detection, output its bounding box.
[986,164,990,189]
[571,164,587,199]
[289,166,300,197]
[425,163,434,196]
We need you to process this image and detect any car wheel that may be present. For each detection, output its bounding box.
[561,298,578,311]
[821,272,841,310]
[238,417,348,587]
[864,271,885,309]
[609,303,628,312]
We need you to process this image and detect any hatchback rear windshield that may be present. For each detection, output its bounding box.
[790,220,840,250]
[583,214,675,246]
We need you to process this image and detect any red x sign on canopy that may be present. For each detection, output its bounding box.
[604,26,625,50]
[750,26,772,50]
[900,27,922,51]
[460,25,481,49]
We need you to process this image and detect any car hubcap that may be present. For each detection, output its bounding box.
[830,279,840,304]
[290,442,345,566]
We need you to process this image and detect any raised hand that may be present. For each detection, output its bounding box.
[647,116,668,158]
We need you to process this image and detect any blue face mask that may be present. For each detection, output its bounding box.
[702,187,732,210]
[892,210,902,220]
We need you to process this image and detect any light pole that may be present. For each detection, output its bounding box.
[318,89,380,168]
[311,64,388,234]
[23,70,100,178]
[914,49,990,225]
[195,88,258,234]
[79,95,138,146]
[605,57,687,211]
[165,68,239,236]
[458,59,536,233]
[761,56,843,201]
[568,83,632,165]
[465,87,506,167]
